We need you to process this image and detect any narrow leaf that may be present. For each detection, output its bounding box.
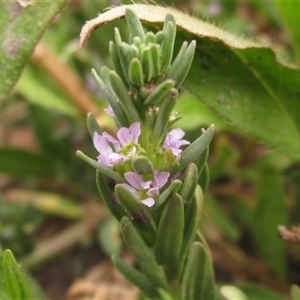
[3,250,35,300]
[125,8,145,41]
[96,171,126,222]
[92,68,129,127]
[120,216,168,289]
[178,185,203,278]
[87,112,102,138]
[112,255,160,299]
[155,193,184,266]
[76,150,125,183]
[115,184,156,234]
[108,70,141,122]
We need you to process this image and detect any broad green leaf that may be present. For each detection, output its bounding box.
[0,148,56,178]
[79,4,300,161]
[0,1,68,101]
[273,1,300,64]
[175,93,226,131]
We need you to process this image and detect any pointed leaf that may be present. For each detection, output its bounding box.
[115,184,156,234]
[155,193,184,266]
[87,112,103,138]
[3,250,35,300]
[112,255,160,299]
[76,150,125,183]
[96,171,126,221]
[120,216,168,289]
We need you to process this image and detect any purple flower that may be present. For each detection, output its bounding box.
[163,128,190,158]
[93,122,141,167]
[122,171,170,207]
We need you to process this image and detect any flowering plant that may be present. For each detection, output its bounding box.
[77,9,215,299]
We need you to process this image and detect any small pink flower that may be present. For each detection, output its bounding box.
[93,122,141,167]
[121,171,170,207]
[163,128,190,158]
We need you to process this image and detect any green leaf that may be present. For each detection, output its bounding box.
[0,148,56,178]
[120,216,168,289]
[87,112,103,138]
[125,8,145,41]
[143,79,175,105]
[273,2,300,63]
[76,150,125,183]
[178,185,203,279]
[108,70,141,122]
[178,163,198,206]
[154,179,182,209]
[2,250,35,300]
[131,156,154,175]
[92,67,129,128]
[252,168,288,279]
[181,241,216,300]
[0,0,68,101]
[96,171,126,222]
[79,4,300,161]
[173,125,214,175]
[155,193,184,266]
[0,250,10,300]
[115,184,156,234]
[175,93,225,131]
[112,255,160,299]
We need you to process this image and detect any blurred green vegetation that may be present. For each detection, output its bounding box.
[1,1,300,299]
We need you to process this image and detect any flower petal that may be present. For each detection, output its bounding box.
[153,171,170,188]
[168,128,185,141]
[124,172,144,190]
[147,187,159,198]
[141,198,155,207]
[117,127,131,146]
[93,132,112,155]
[102,132,121,151]
[129,122,141,143]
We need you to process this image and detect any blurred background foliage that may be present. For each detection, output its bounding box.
[1,0,300,299]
